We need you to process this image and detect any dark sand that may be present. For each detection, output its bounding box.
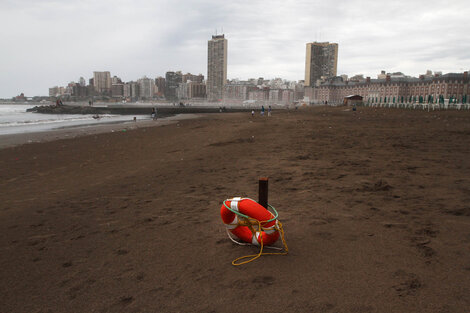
[1,107,469,312]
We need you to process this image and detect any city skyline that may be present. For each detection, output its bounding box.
[1,0,470,98]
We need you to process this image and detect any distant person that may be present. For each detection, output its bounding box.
[89,100,92,106]
[251,110,255,117]
[261,105,265,116]
[268,105,272,117]
[151,108,156,120]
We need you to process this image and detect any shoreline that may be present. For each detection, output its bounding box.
[26,104,256,115]
[0,113,201,149]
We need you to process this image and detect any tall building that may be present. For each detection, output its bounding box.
[207,34,227,101]
[111,84,124,98]
[79,77,86,87]
[155,76,166,97]
[176,82,189,100]
[305,42,338,87]
[123,81,140,101]
[49,86,60,97]
[93,71,112,94]
[72,83,89,97]
[188,81,206,99]
[112,75,122,84]
[183,73,204,83]
[165,71,182,100]
[138,76,155,99]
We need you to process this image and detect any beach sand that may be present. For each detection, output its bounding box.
[0,114,199,149]
[1,107,469,312]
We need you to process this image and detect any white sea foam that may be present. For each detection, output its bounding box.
[0,104,150,135]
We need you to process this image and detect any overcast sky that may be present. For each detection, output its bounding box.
[1,0,469,98]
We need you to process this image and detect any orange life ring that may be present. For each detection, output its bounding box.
[220,197,280,246]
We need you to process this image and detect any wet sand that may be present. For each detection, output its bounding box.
[0,107,469,312]
[0,114,199,149]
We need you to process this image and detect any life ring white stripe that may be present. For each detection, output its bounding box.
[230,197,242,212]
[251,232,260,245]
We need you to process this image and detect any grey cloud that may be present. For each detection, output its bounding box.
[1,0,469,97]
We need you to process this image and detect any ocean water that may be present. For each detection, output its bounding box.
[0,104,150,135]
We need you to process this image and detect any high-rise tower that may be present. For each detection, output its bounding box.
[207,34,227,101]
[93,71,112,94]
[305,42,338,87]
[165,71,182,100]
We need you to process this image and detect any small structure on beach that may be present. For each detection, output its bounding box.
[343,95,363,106]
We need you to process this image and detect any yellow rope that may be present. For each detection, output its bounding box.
[231,219,288,266]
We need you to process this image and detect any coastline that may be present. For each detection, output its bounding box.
[26,103,256,115]
[0,113,200,149]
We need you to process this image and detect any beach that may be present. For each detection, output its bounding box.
[0,113,199,149]
[1,106,469,312]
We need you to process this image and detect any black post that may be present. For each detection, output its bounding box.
[258,177,269,208]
